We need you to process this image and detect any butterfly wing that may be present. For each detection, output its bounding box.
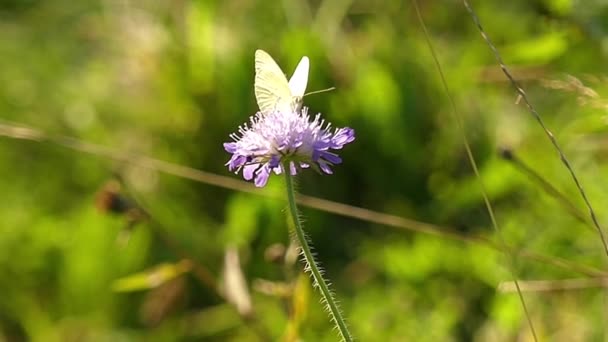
[288,56,309,112]
[254,50,293,115]
[288,56,309,98]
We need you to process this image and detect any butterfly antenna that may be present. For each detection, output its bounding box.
[304,87,336,97]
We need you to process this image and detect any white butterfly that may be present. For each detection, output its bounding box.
[254,49,309,116]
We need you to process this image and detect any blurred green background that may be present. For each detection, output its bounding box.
[2,0,608,340]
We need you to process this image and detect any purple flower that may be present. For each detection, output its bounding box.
[224,107,355,187]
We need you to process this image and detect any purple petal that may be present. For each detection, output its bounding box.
[320,152,342,164]
[226,155,248,171]
[330,128,355,149]
[290,162,297,175]
[268,155,281,168]
[254,166,271,187]
[318,161,333,174]
[313,140,331,151]
[224,142,237,153]
[243,164,259,180]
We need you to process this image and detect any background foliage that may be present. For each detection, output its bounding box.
[1,0,608,340]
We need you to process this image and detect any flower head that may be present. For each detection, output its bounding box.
[224,107,355,187]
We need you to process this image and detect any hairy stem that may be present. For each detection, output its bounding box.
[283,165,353,342]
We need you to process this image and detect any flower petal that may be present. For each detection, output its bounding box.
[243,164,259,181]
[330,127,355,149]
[227,155,248,171]
[254,165,271,187]
[318,162,333,174]
[320,152,342,164]
[224,142,238,153]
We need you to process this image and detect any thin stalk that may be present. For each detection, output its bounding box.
[282,165,353,342]
[462,0,608,258]
[412,1,538,340]
[500,148,590,227]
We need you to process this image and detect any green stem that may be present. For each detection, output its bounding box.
[283,165,353,342]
